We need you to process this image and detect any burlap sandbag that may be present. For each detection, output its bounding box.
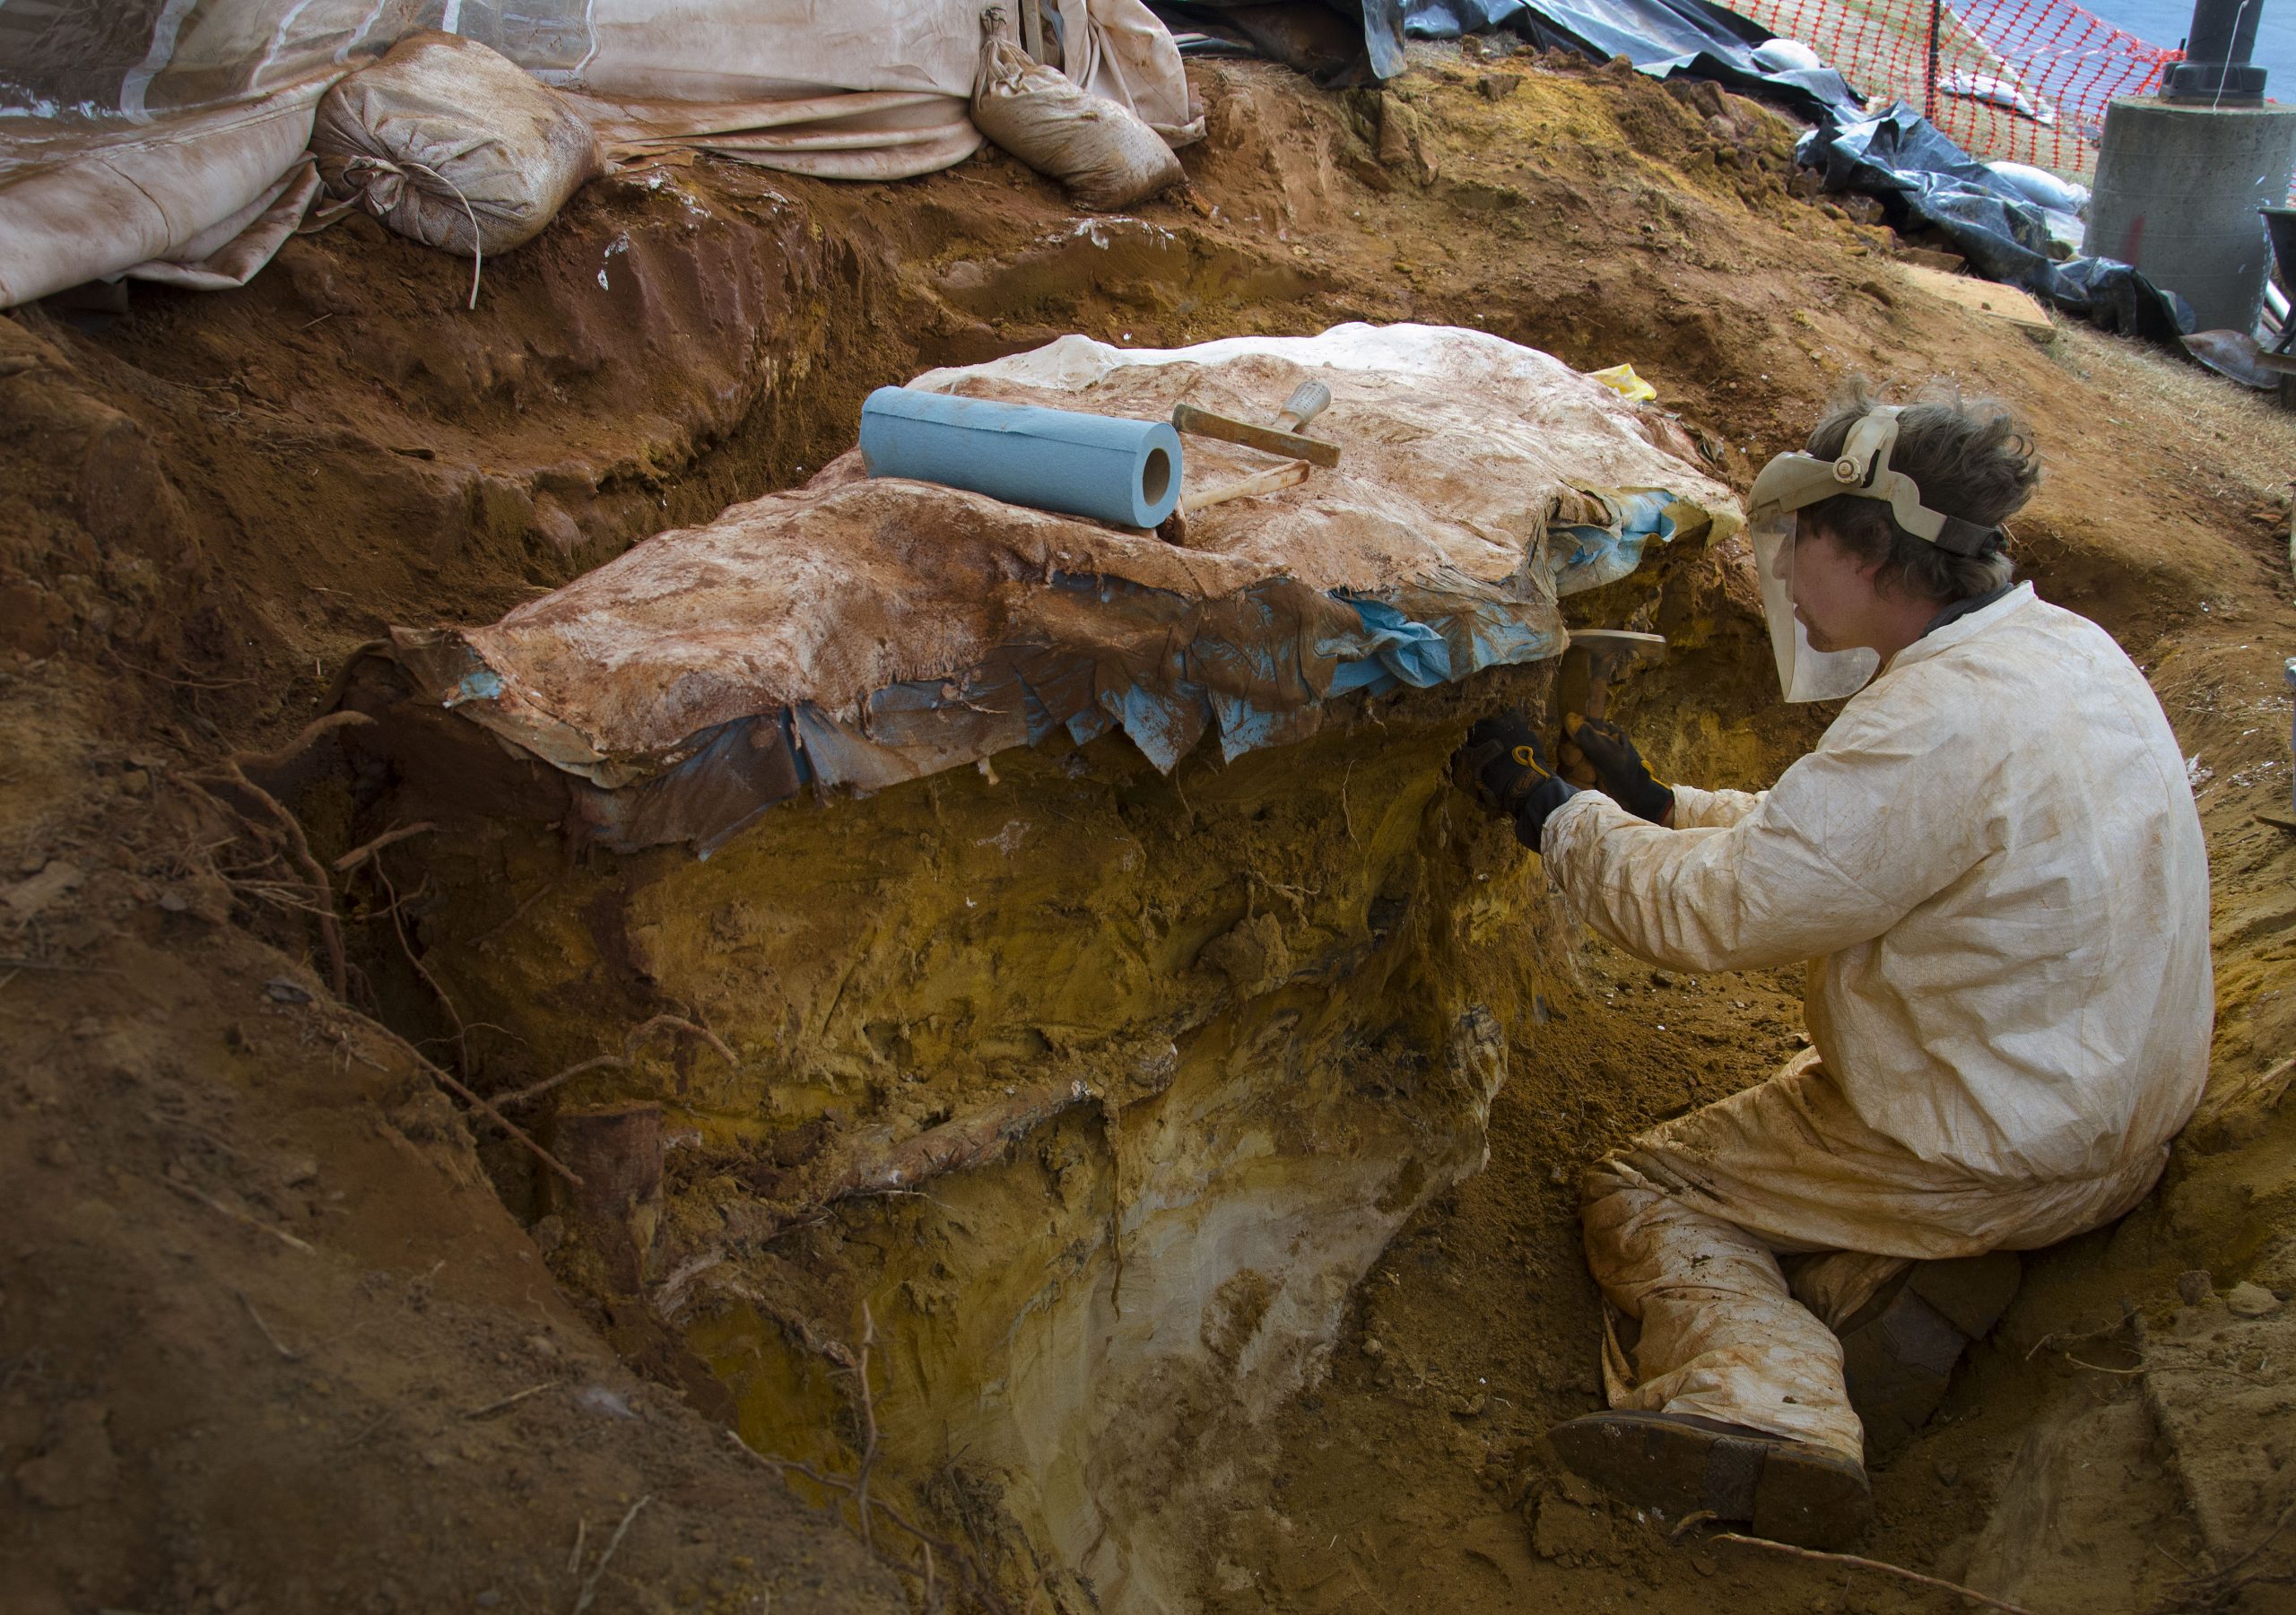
[970,6,1182,212]
[312,32,604,260]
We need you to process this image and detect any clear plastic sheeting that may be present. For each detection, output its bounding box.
[1148,0,1864,116]
[0,0,1196,307]
[379,323,1739,855]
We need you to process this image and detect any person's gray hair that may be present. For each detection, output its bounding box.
[1798,380,2037,605]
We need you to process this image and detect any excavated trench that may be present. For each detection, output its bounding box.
[334,539,1795,1612]
[301,314,1813,1606]
[345,664,1567,1609]
[263,96,1803,1602]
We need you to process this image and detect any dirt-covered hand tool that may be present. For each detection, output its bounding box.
[1554,629,1665,793]
[1156,457,1311,545]
[1178,457,1310,514]
[1170,379,1340,468]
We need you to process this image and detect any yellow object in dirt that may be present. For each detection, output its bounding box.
[1588,362,1657,403]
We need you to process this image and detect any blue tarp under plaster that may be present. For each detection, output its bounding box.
[656,529,1665,854]
[397,530,1673,855]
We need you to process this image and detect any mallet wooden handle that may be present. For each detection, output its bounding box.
[1178,458,1309,514]
[1171,404,1342,469]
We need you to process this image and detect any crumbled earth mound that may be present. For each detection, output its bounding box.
[3,41,2293,1615]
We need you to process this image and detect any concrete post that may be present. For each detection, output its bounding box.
[2087,99,2296,334]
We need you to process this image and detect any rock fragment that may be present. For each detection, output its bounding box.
[2226,1281,2282,1318]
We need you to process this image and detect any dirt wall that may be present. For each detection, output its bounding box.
[348,664,1584,1605]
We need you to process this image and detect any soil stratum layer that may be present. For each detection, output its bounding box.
[4,43,2295,1615]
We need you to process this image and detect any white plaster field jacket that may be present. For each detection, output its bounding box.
[1543,585,2213,1183]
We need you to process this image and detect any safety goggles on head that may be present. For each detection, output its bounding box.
[1745,406,2004,704]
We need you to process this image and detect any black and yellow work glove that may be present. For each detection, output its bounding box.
[1560,713,1674,826]
[1454,709,1579,849]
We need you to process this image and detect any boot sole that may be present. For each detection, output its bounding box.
[1549,1411,1873,1549]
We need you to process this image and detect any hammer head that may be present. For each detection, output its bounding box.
[1555,629,1666,728]
[1573,630,1667,691]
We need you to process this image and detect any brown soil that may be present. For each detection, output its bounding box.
[4,37,2295,1615]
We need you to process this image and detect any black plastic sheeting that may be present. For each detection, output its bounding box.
[1152,0,1861,119]
[1423,0,1861,123]
[1798,103,2196,344]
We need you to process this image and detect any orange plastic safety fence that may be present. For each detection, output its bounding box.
[1733,0,2181,178]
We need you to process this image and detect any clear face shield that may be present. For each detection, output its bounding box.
[1749,502,1881,703]
[1746,406,2001,704]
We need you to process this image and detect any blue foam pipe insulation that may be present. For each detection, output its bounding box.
[859,386,1184,529]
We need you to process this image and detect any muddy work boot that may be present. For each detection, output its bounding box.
[1547,1410,1872,1548]
[1838,1251,2022,1465]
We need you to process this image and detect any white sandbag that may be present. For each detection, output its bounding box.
[1939,72,2056,126]
[1752,37,1823,74]
[312,32,604,260]
[1052,0,1205,146]
[970,7,1183,212]
[1986,160,2090,216]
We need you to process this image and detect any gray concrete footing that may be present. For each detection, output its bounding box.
[2087,98,2296,334]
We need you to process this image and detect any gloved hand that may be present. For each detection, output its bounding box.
[1560,713,1674,825]
[1454,709,1579,848]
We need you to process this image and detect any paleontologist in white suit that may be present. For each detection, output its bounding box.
[1454,385,2212,1547]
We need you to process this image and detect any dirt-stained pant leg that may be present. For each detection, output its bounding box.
[1580,1051,2168,1464]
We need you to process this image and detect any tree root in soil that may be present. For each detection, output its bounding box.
[172,766,584,1188]
[821,1079,1100,1207]
[331,820,438,875]
[183,763,347,999]
[569,1493,650,1615]
[1694,1526,2036,1614]
[165,1177,317,1256]
[497,1013,740,1109]
[230,709,374,791]
[646,1080,1105,1328]
[366,1017,584,1188]
[726,1301,1019,1615]
[2022,1300,2137,1361]
[2155,1498,2296,1611]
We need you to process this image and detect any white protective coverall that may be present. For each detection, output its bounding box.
[1542,582,2212,1461]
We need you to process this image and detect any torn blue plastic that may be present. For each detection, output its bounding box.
[1100,681,1209,772]
[1202,581,1572,763]
[448,668,506,706]
[514,503,1674,855]
[1324,600,1453,697]
[1550,491,1678,596]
